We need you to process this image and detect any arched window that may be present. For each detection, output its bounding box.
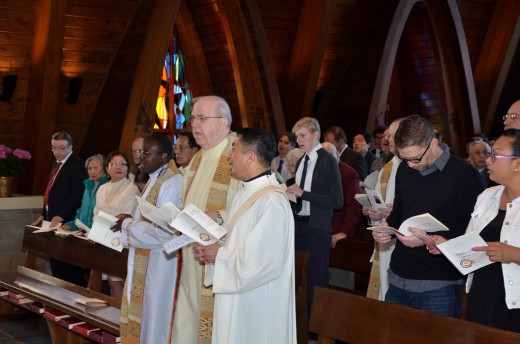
[154,28,191,140]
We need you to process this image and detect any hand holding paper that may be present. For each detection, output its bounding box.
[87,211,123,252]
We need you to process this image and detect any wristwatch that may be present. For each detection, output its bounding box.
[215,212,224,225]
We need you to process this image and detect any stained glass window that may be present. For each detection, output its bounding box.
[154,28,191,138]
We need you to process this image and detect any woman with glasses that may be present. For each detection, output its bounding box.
[93,150,140,299]
[430,129,520,332]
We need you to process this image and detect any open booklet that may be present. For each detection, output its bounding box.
[279,183,296,203]
[87,211,123,252]
[355,188,385,209]
[367,213,449,236]
[28,220,62,233]
[163,203,229,254]
[417,231,494,275]
[136,196,181,234]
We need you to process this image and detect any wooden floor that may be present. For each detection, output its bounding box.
[0,313,50,344]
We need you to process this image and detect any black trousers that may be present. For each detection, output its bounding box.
[50,259,87,287]
[294,221,331,317]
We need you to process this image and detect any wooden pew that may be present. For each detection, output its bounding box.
[329,228,373,294]
[0,226,129,343]
[22,226,128,292]
[309,287,520,343]
[295,250,310,344]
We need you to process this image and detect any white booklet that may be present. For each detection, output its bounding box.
[367,213,449,236]
[169,203,227,246]
[75,218,91,233]
[362,171,380,190]
[136,196,181,234]
[280,183,297,203]
[355,189,385,209]
[87,211,123,252]
[29,220,62,233]
[418,232,493,275]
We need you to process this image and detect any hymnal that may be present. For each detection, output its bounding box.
[44,308,70,321]
[367,213,449,236]
[74,297,107,307]
[72,322,100,336]
[59,316,86,329]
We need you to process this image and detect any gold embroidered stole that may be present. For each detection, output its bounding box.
[366,159,394,299]
[120,164,178,343]
[184,133,235,342]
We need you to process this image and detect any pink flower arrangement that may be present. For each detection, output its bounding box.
[0,145,32,176]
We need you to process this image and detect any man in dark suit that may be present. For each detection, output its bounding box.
[323,126,368,180]
[32,131,87,286]
[287,117,343,317]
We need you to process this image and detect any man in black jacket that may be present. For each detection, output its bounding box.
[32,131,87,286]
[323,126,368,180]
[287,117,343,316]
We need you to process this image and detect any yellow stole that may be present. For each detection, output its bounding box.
[366,159,393,300]
[120,162,179,343]
[183,133,235,342]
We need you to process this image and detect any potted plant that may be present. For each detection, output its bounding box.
[0,145,31,197]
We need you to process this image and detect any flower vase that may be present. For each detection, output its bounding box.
[0,176,15,197]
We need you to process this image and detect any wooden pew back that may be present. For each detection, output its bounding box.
[309,287,520,343]
[22,226,128,292]
[295,250,310,344]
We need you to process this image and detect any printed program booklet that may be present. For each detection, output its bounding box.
[87,211,123,252]
[163,203,228,254]
[367,213,449,236]
[418,231,494,275]
[355,189,385,209]
[136,196,181,234]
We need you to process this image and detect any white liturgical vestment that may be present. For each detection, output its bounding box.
[212,174,296,344]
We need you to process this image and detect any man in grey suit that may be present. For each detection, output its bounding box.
[324,126,368,180]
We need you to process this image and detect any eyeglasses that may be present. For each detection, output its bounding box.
[400,137,433,164]
[384,134,394,140]
[51,145,70,152]
[138,149,163,157]
[189,115,223,124]
[503,113,520,121]
[108,162,128,168]
[489,153,520,163]
[173,144,191,152]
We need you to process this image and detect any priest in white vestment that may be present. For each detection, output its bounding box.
[195,128,296,344]
[172,96,241,343]
[114,134,183,343]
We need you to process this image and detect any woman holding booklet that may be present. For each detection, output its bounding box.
[93,151,139,299]
[429,129,520,333]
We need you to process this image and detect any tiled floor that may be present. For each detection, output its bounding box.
[0,313,51,344]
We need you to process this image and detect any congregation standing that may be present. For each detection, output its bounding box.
[30,96,520,343]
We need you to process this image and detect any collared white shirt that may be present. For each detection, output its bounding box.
[295,143,322,216]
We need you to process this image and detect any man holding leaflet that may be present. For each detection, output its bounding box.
[194,128,296,343]
[112,134,183,343]
[372,114,484,317]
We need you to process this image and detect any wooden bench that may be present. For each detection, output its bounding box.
[329,228,374,294]
[295,250,310,344]
[309,287,520,343]
[0,226,129,343]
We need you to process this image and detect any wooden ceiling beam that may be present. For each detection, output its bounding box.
[281,0,336,127]
[216,0,272,131]
[175,1,213,98]
[474,0,520,134]
[118,0,181,152]
[22,0,66,195]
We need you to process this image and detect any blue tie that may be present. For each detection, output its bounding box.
[294,155,309,213]
[277,159,284,174]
